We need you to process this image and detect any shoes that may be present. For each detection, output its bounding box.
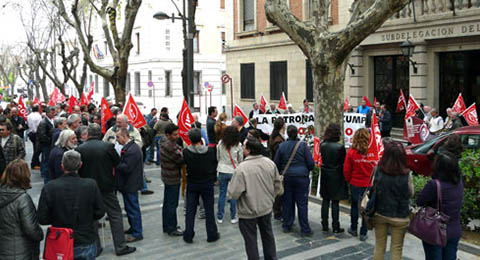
[183,237,193,244]
[301,231,314,238]
[347,227,358,237]
[322,225,329,232]
[198,214,206,219]
[332,228,345,233]
[126,235,143,243]
[145,161,152,165]
[116,246,136,256]
[96,247,103,257]
[360,234,368,241]
[274,215,282,221]
[168,230,183,236]
[231,218,238,224]
[141,190,154,195]
[207,232,220,243]
[217,218,223,224]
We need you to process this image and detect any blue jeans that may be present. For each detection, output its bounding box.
[73,243,96,260]
[162,183,180,233]
[283,176,312,235]
[184,181,218,241]
[217,173,236,220]
[122,192,143,238]
[350,185,367,236]
[40,145,51,183]
[142,175,148,192]
[422,237,460,260]
[155,136,162,165]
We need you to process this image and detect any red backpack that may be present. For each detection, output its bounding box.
[43,227,74,260]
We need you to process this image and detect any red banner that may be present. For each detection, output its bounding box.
[452,93,466,114]
[233,104,248,126]
[100,97,113,134]
[178,99,194,145]
[17,97,27,120]
[260,96,268,113]
[367,113,384,162]
[405,94,420,119]
[461,103,479,126]
[363,96,373,107]
[48,88,59,106]
[80,93,88,106]
[403,116,430,145]
[343,98,349,112]
[68,96,79,114]
[278,92,287,110]
[87,82,94,103]
[58,90,66,103]
[313,137,322,166]
[396,89,406,112]
[123,94,147,128]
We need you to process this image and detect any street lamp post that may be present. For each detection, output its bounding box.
[153,0,195,107]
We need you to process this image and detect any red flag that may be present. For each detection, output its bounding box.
[363,96,373,107]
[278,92,287,110]
[452,93,466,114]
[344,98,349,112]
[87,82,94,103]
[68,96,79,114]
[396,89,406,112]
[48,88,59,106]
[123,94,147,128]
[313,137,322,166]
[100,97,113,134]
[260,96,268,113]
[460,103,479,126]
[374,97,378,106]
[17,97,27,120]
[405,95,420,120]
[80,93,88,106]
[233,104,248,126]
[33,97,42,113]
[177,99,194,145]
[58,89,66,103]
[367,113,384,162]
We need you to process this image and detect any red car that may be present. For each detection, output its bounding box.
[405,126,480,176]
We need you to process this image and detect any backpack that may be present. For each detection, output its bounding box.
[43,227,74,260]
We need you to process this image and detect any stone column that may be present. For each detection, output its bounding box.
[348,47,365,106]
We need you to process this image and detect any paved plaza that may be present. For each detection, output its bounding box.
[24,143,479,260]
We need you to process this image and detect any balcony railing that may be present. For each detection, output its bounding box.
[393,0,480,20]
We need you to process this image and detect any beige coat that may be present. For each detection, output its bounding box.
[228,155,282,219]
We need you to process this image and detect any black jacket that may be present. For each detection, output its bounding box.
[320,141,348,200]
[183,145,217,184]
[0,145,6,178]
[47,146,67,180]
[11,116,27,138]
[0,185,43,260]
[36,117,53,147]
[374,170,410,218]
[76,138,120,193]
[37,173,105,246]
[206,117,216,144]
[247,126,269,141]
[116,140,144,192]
[239,126,249,144]
[379,110,392,132]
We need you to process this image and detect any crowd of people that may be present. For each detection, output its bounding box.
[0,97,468,260]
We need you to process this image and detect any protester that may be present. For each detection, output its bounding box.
[38,150,105,259]
[417,152,463,259]
[116,128,144,242]
[248,103,263,119]
[444,108,453,130]
[320,123,347,233]
[27,105,42,169]
[285,104,296,114]
[52,117,67,146]
[232,116,249,143]
[347,104,354,113]
[103,114,143,147]
[449,112,464,130]
[274,125,315,237]
[92,113,102,125]
[0,159,44,260]
[0,122,26,166]
[191,114,209,145]
[73,105,81,115]
[379,104,392,137]
[214,112,227,142]
[47,129,78,181]
[206,106,218,147]
[228,136,282,260]
[159,123,184,236]
[75,125,88,145]
[438,134,463,159]
[268,117,286,220]
[106,106,121,131]
[372,142,413,260]
[153,111,172,166]
[37,106,56,182]
[356,100,370,114]
[10,107,27,138]
[145,108,158,163]
[266,104,280,114]
[76,123,136,256]
[299,99,312,113]
[423,105,432,123]
[216,126,243,224]
[182,128,220,243]
[67,114,82,131]
[344,128,374,241]
[247,118,269,141]
[428,108,444,135]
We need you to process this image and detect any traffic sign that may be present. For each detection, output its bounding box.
[221,74,231,84]
[147,81,154,88]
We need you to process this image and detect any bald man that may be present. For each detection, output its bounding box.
[103,114,142,147]
[10,107,27,138]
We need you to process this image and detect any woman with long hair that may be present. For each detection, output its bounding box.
[320,123,347,233]
[48,129,78,181]
[216,126,243,224]
[417,152,463,259]
[344,128,374,241]
[214,113,228,142]
[372,141,413,260]
[0,159,44,259]
[268,118,286,220]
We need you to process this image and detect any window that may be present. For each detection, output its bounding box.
[194,71,201,94]
[194,31,200,53]
[136,32,140,55]
[221,32,226,53]
[95,75,99,93]
[240,63,255,99]
[126,73,131,93]
[461,134,480,149]
[165,71,171,97]
[165,29,170,51]
[135,72,141,96]
[243,0,255,31]
[103,77,109,96]
[220,0,225,9]
[306,60,313,102]
[148,70,153,97]
[270,61,288,100]
[221,70,226,95]
[104,41,108,56]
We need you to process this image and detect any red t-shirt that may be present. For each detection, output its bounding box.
[343,148,375,187]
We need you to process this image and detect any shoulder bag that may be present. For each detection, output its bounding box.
[227,148,236,169]
[408,179,450,247]
[278,141,302,196]
[360,166,377,230]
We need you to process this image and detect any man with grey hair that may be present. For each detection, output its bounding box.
[449,112,464,130]
[103,114,142,147]
[38,150,106,259]
[232,116,249,143]
[428,108,444,135]
[52,117,67,146]
[76,123,136,256]
[67,114,81,131]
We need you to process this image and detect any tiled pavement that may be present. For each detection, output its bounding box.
[24,143,479,260]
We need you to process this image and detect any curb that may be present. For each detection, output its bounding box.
[309,195,480,256]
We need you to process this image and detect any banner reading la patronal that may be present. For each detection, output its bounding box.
[254,112,366,147]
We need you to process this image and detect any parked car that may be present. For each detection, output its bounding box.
[405,126,480,176]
